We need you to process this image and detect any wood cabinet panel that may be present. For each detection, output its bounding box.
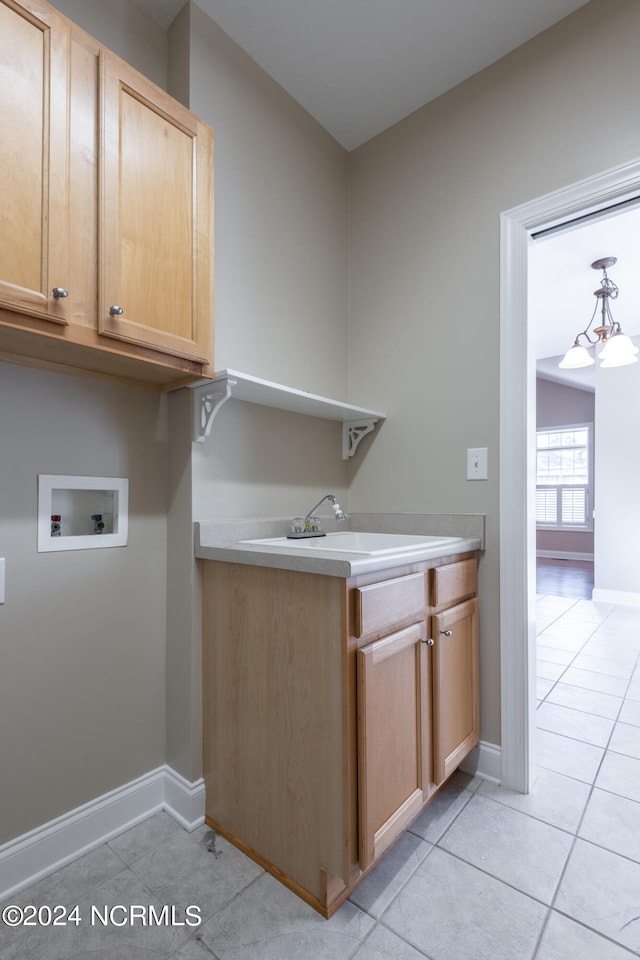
[357,621,430,870]
[354,571,425,637]
[202,562,349,911]
[67,25,99,328]
[431,597,479,784]
[430,557,477,608]
[0,0,69,323]
[0,0,214,388]
[99,50,213,363]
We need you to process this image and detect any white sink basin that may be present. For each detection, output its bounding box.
[239,531,460,556]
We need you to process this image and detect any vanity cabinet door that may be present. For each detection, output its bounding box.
[0,0,70,324]
[357,620,431,870]
[431,597,479,785]
[99,49,213,364]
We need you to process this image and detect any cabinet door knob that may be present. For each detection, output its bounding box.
[422,637,435,646]
[52,287,68,299]
[109,305,124,316]
[440,629,453,637]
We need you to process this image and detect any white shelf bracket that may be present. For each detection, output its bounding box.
[189,370,385,454]
[342,418,378,459]
[193,379,237,442]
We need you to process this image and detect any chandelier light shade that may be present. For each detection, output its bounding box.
[558,257,639,369]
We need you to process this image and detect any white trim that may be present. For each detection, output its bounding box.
[536,550,594,561]
[0,765,205,901]
[592,588,640,607]
[535,421,594,533]
[37,475,129,552]
[500,157,640,793]
[500,206,537,793]
[459,740,502,785]
[163,766,206,831]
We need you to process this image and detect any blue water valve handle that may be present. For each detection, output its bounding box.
[92,514,105,534]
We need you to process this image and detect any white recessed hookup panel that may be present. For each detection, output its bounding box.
[37,475,129,552]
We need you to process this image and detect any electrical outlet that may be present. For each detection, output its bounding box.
[467,447,488,481]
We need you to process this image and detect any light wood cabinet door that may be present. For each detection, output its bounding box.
[0,0,70,323]
[431,597,479,785]
[99,50,213,363]
[357,621,431,870]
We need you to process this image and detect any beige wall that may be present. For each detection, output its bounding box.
[13,0,352,802]
[8,0,640,843]
[163,4,351,778]
[182,2,349,399]
[50,0,168,88]
[0,0,171,845]
[0,363,168,842]
[347,0,640,746]
[537,379,595,429]
[168,1,351,521]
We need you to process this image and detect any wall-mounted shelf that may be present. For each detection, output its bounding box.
[190,369,386,459]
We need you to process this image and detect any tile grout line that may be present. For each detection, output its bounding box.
[533,593,640,958]
[353,785,480,957]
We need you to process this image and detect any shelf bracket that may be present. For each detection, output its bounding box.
[190,370,385,454]
[193,379,237,443]
[342,418,378,459]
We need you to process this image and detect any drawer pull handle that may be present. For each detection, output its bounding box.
[52,287,68,299]
[421,637,435,646]
[440,629,453,637]
[109,305,124,316]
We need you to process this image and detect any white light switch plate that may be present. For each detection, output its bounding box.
[0,558,5,604]
[467,447,488,480]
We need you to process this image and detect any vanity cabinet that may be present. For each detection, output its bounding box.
[355,560,478,873]
[0,0,214,389]
[201,551,479,917]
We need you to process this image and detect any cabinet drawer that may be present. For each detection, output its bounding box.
[354,572,425,637]
[430,559,477,608]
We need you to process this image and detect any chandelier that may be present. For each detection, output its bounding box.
[559,257,639,369]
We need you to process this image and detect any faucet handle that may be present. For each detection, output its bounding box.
[307,515,322,533]
[290,517,305,535]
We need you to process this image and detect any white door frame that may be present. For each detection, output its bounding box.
[499,158,640,792]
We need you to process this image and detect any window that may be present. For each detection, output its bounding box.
[536,424,593,530]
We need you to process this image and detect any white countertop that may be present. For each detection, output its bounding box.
[195,514,484,577]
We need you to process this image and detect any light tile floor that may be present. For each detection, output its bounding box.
[2,594,640,959]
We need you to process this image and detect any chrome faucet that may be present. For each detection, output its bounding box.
[288,494,347,538]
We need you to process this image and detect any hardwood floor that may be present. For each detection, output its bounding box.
[536,558,594,599]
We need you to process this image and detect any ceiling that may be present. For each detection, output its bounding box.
[133,0,640,390]
[135,0,591,150]
[530,203,640,390]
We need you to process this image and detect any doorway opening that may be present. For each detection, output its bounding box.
[499,157,640,793]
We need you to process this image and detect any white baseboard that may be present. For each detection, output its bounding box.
[536,550,594,561]
[0,765,205,902]
[0,743,505,903]
[592,588,640,607]
[163,766,206,831]
[460,740,502,785]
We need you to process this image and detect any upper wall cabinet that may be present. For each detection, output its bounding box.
[0,0,70,324]
[0,0,214,390]
[99,51,213,364]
